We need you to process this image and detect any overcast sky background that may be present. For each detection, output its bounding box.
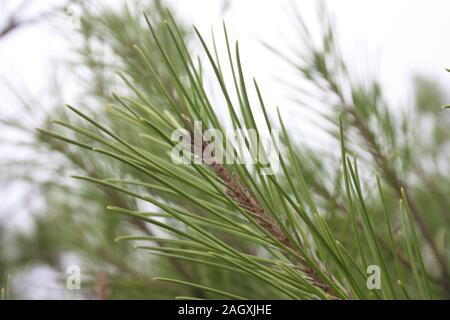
[2,0,450,108]
[2,0,450,162]
[2,0,450,221]
[0,0,449,298]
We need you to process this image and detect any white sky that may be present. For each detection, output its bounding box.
[1,0,449,218]
[0,0,449,299]
[1,0,449,140]
[1,0,450,109]
[177,0,450,105]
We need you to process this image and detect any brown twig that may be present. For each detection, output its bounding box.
[95,271,109,300]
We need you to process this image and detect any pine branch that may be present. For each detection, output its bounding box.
[182,114,337,296]
[4,1,445,300]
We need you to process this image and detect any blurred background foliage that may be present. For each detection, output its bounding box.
[1,0,272,299]
[0,0,449,299]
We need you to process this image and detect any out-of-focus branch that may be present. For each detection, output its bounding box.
[0,0,36,40]
[0,0,81,41]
